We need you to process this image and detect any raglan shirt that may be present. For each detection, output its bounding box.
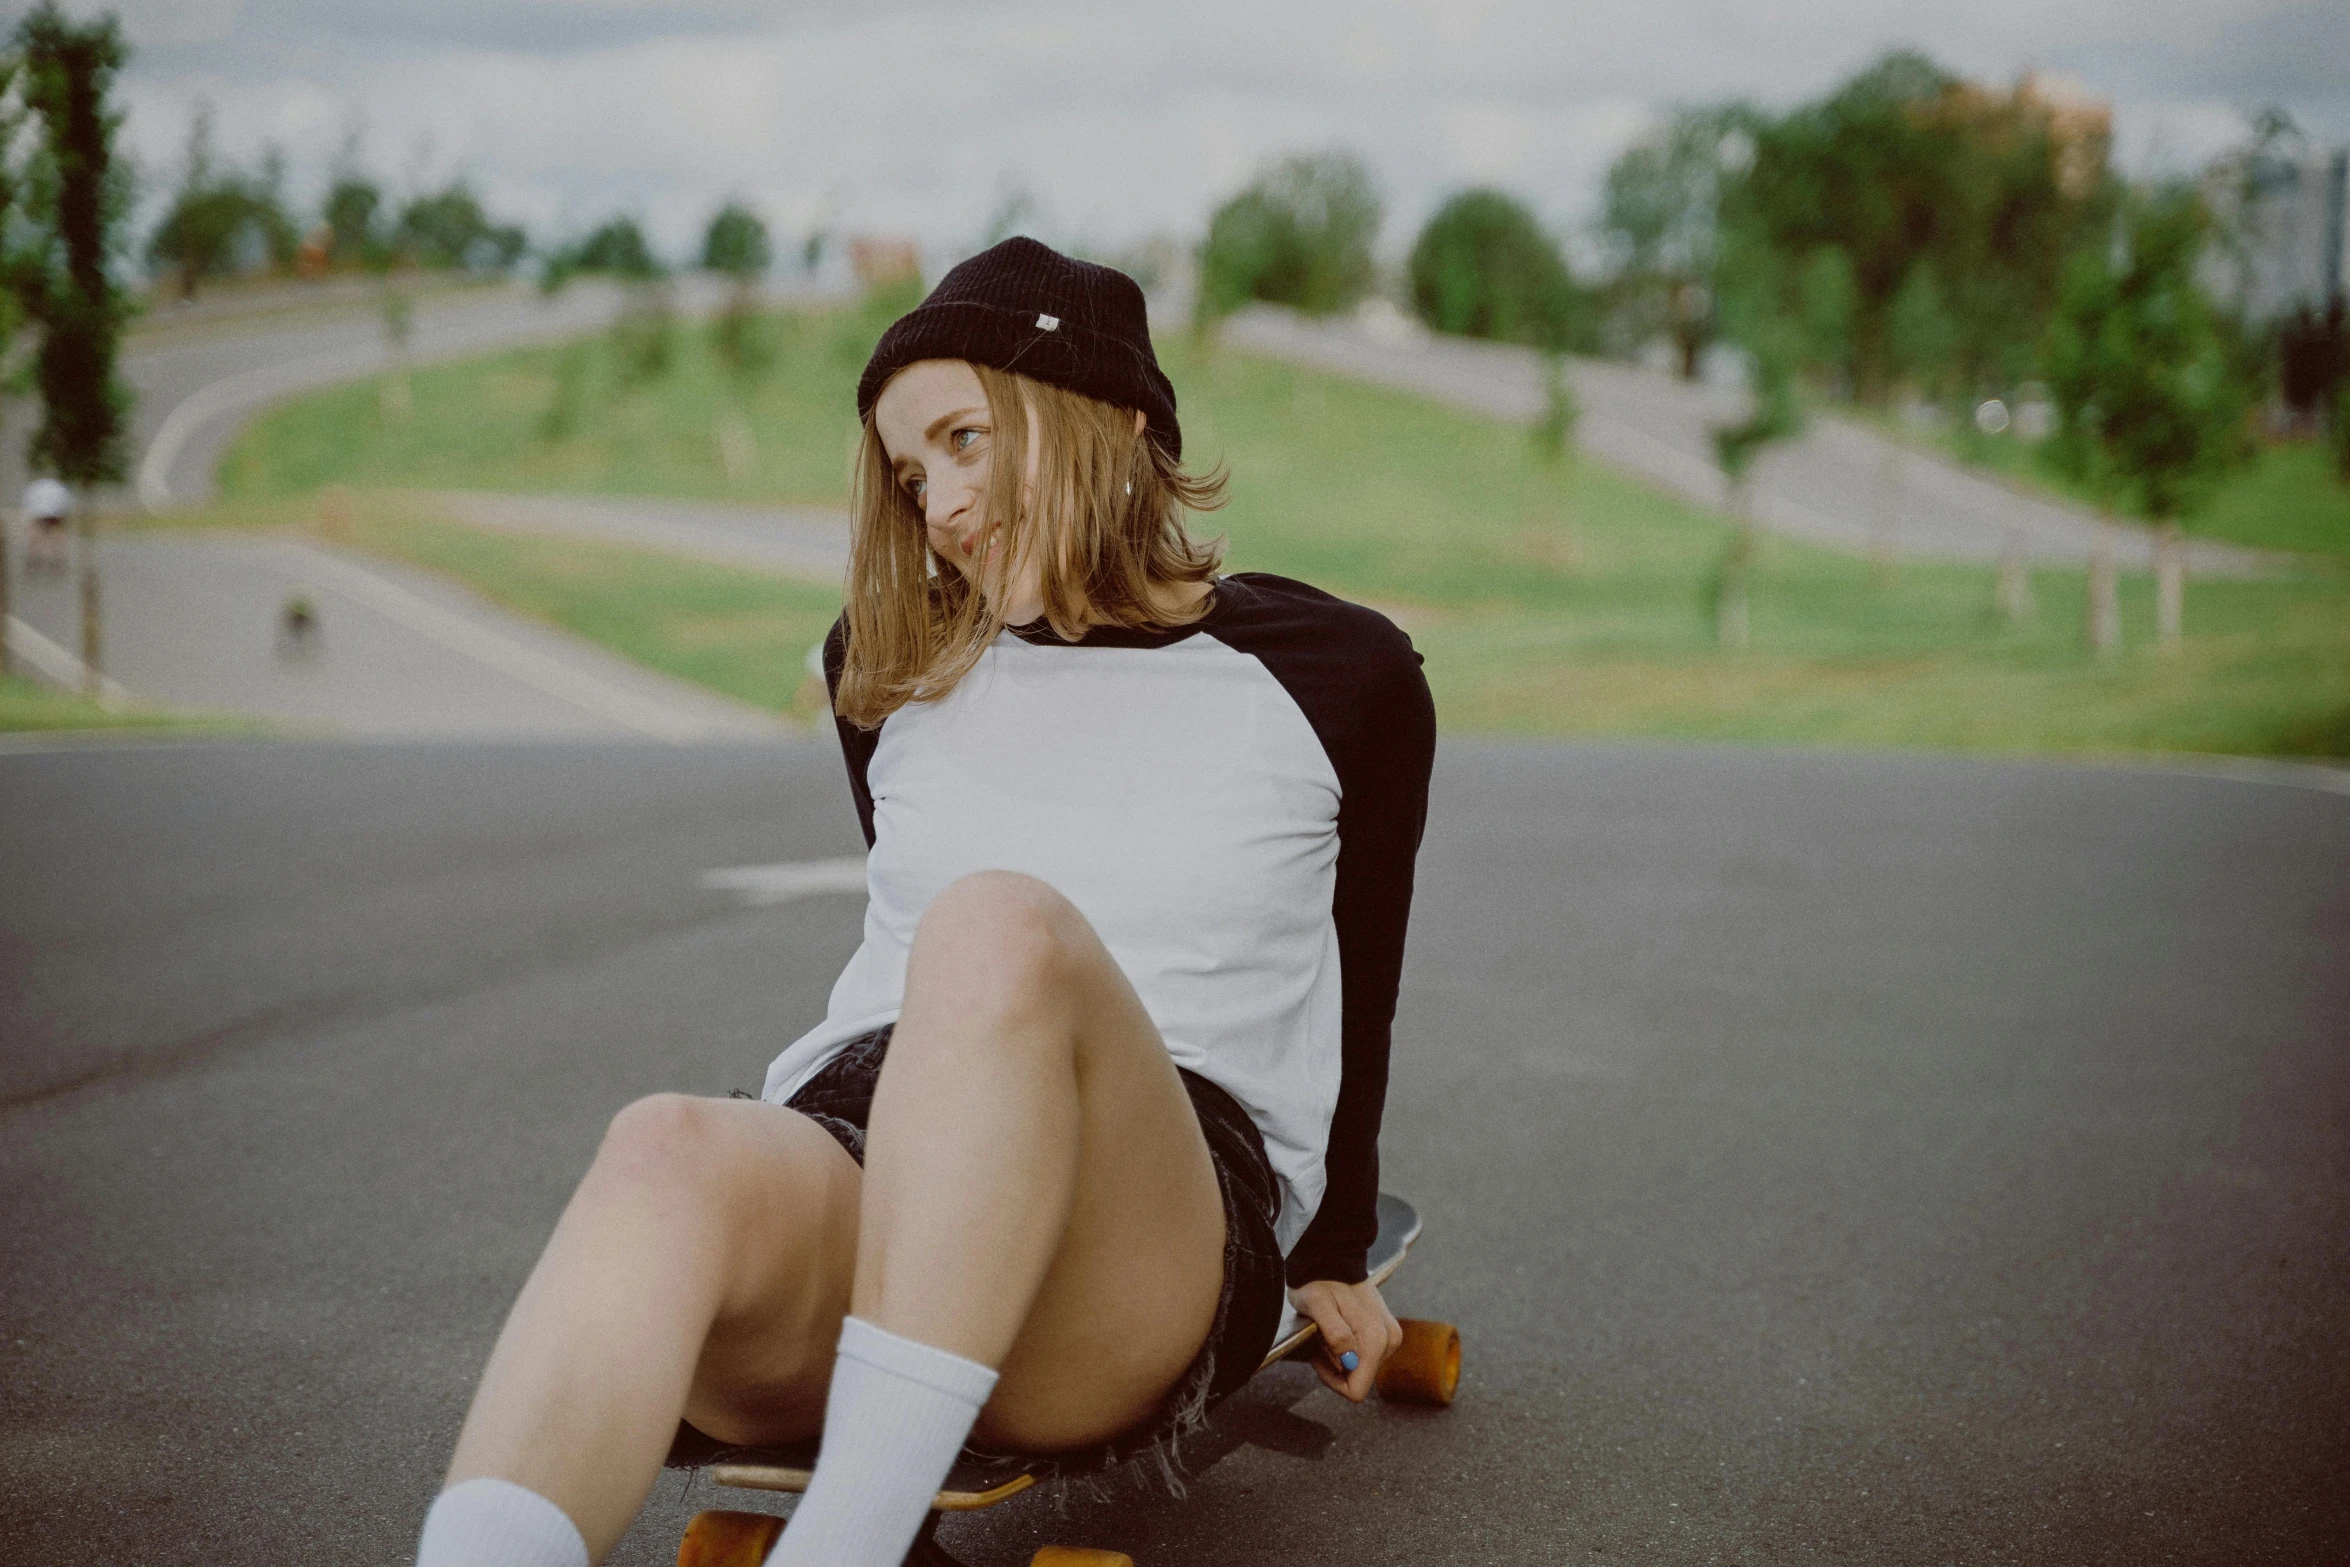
[758,572,1435,1287]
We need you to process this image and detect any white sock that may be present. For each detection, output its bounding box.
[416,1477,588,1567]
[766,1316,1000,1567]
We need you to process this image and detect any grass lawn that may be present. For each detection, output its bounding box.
[211,305,2350,758]
[0,674,210,734]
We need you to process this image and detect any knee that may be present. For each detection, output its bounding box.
[590,1092,731,1200]
[907,871,1088,1009]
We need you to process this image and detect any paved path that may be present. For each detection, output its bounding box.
[3,523,786,741]
[1222,306,2276,576]
[126,276,751,510]
[0,279,820,739]
[433,490,850,582]
[2,738,2344,1563]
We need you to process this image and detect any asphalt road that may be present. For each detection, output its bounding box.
[3,737,2345,1564]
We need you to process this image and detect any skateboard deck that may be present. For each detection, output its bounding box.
[668,1193,1457,1564]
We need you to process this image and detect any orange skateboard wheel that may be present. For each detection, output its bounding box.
[677,1508,785,1567]
[1375,1318,1461,1406]
[1031,1550,1136,1566]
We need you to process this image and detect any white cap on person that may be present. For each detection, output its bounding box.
[23,477,71,520]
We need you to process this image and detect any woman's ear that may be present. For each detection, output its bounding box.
[1133,409,1147,437]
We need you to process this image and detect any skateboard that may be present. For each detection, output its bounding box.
[669,1192,1458,1567]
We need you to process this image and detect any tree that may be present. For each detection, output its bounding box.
[0,50,28,672]
[1599,106,1753,377]
[141,103,295,297]
[567,215,661,281]
[549,217,671,383]
[1196,152,1381,325]
[1407,187,1591,349]
[1705,223,1807,649]
[18,2,128,486]
[393,180,524,271]
[2046,183,2250,652]
[1522,350,1583,570]
[701,200,770,279]
[16,2,131,696]
[702,201,773,481]
[322,174,382,268]
[1740,52,2110,404]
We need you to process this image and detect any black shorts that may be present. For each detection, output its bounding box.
[783,1025,1287,1483]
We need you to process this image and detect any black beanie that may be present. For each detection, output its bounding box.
[856,236,1181,460]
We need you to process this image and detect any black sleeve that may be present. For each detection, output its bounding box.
[822,616,881,849]
[1212,576,1437,1287]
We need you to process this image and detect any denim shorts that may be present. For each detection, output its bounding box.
[783,1024,1287,1491]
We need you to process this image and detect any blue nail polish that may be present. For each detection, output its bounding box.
[1339,1351,1359,1372]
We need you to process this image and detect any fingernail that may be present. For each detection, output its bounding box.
[1339,1351,1359,1372]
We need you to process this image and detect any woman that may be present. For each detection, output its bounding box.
[416,237,1435,1567]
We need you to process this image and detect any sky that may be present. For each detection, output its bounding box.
[23,0,2350,275]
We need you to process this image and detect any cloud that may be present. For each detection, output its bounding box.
[95,0,2348,271]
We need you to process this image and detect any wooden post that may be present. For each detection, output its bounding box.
[2086,513,2120,655]
[0,501,13,679]
[1996,519,2034,626]
[76,511,101,697]
[2154,520,2184,650]
[1871,437,1900,588]
[1717,481,1753,651]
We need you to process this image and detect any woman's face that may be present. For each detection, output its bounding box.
[874,358,1041,621]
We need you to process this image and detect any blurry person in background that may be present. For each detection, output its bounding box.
[22,475,71,572]
[414,238,1436,1567]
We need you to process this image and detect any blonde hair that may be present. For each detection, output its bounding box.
[833,363,1226,728]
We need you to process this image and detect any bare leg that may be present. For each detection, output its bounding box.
[438,869,1229,1553]
[443,1098,861,1557]
[856,870,1227,1451]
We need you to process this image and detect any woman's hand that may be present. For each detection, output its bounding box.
[1287,1277,1401,1402]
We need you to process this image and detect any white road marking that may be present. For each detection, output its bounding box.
[700,857,869,905]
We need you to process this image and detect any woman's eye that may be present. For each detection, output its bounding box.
[952,427,979,453]
[905,477,926,504]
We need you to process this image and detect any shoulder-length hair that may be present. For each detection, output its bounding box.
[832,363,1227,729]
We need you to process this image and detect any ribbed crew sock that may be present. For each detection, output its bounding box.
[416,1476,588,1567]
[765,1315,1000,1567]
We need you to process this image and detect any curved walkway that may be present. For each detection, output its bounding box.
[1221,305,2277,577]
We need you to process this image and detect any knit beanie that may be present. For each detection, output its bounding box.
[856,236,1181,460]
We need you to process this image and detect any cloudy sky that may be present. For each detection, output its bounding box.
[28,0,2350,273]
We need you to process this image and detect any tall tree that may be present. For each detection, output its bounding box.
[16,2,130,697]
[143,103,297,297]
[1705,222,1807,648]
[1741,53,2109,404]
[702,201,773,482]
[1196,152,1381,325]
[2046,183,2249,651]
[1599,106,1754,377]
[0,49,27,671]
[17,2,129,487]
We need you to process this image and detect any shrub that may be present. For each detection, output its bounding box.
[1196,152,1380,323]
[1407,188,1591,349]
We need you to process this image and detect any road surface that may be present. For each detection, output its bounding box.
[3,737,2344,1564]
